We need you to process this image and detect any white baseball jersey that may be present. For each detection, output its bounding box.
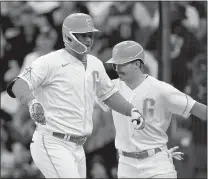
[112,75,196,152]
[18,49,118,136]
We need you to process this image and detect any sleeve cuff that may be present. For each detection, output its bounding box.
[98,86,119,102]
[95,97,110,112]
[6,78,18,98]
[182,95,196,118]
[18,76,34,91]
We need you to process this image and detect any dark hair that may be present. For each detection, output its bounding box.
[135,59,144,64]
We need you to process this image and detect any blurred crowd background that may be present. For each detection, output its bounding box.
[0,1,207,178]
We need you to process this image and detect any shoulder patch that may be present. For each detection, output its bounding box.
[22,66,33,80]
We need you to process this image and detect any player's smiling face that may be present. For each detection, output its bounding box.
[74,32,94,52]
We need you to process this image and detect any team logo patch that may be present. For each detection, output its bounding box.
[86,18,92,28]
[113,48,118,56]
[22,66,33,80]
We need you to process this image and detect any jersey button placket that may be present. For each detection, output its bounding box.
[83,64,88,135]
[128,91,135,103]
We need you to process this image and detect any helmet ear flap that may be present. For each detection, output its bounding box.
[63,33,72,43]
[63,32,87,54]
[66,35,72,42]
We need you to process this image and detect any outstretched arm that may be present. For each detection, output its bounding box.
[191,102,207,121]
[103,92,134,117]
[103,91,145,130]
[162,82,207,121]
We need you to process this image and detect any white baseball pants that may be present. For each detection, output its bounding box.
[30,130,86,178]
[117,148,177,178]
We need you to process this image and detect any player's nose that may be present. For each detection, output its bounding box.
[84,33,93,41]
[84,36,93,46]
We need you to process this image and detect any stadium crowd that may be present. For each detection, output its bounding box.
[1,1,207,178]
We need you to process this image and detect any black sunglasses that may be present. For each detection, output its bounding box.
[112,59,143,71]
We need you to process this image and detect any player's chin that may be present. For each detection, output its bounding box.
[85,46,92,53]
[85,43,92,49]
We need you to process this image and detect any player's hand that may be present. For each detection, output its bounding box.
[28,99,46,125]
[167,146,184,160]
[131,108,145,130]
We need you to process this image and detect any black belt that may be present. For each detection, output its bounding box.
[52,132,87,145]
[119,147,162,160]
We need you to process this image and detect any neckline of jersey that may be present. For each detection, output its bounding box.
[63,48,88,65]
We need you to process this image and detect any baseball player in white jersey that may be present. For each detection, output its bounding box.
[105,41,207,178]
[6,14,145,178]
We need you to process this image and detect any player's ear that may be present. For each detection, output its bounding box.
[135,60,141,69]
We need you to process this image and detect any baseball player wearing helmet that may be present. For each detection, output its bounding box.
[6,14,145,178]
[105,41,207,178]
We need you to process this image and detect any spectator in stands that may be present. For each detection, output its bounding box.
[1,119,16,178]
[90,155,109,178]
[178,2,200,35]
[146,2,202,91]
[20,26,57,72]
[0,30,9,91]
[188,53,207,177]
[143,50,158,78]
[189,1,207,41]
[5,3,40,68]
[85,104,117,179]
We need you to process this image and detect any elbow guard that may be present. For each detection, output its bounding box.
[6,78,20,98]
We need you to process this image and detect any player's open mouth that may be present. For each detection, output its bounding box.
[84,43,91,47]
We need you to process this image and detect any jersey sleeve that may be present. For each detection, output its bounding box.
[17,56,49,91]
[96,62,118,101]
[162,82,196,118]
